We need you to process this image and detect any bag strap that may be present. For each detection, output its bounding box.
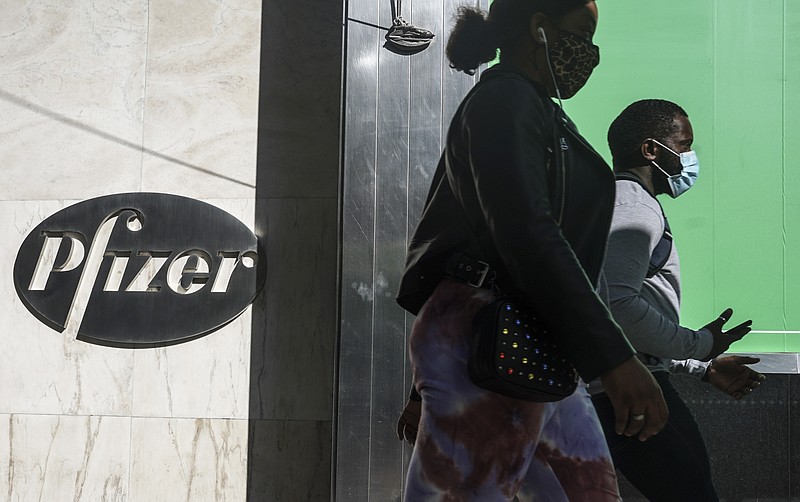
[613,172,673,278]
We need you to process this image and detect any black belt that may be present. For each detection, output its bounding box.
[443,253,498,290]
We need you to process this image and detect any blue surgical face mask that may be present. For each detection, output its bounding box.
[651,139,699,198]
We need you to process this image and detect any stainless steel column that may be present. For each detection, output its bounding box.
[337,0,487,499]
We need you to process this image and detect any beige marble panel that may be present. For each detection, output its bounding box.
[140,0,261,199]
[130,314,251,419]
[130,198,254,419]
[129,417,248,501]
[0,414,130,502]
[0,201,134,416]
[0,0,148,201]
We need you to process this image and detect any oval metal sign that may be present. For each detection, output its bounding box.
[13,193,265,346]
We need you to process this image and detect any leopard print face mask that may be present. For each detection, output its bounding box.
[548,31,600,99]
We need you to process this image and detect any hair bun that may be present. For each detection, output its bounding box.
[446,6,498,75]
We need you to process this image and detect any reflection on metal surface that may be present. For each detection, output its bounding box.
[730,352,800,374]
[337,0,488,499]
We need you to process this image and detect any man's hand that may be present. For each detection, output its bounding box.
[396,398,421,446]
[708,355,766,400]
[699,308,752,362]
[600,356,668,441]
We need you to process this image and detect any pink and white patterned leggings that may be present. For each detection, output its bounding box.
[404,279,621,502]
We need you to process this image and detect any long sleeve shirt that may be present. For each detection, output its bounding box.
[589,179,712,394]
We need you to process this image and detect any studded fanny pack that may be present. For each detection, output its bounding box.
[468,295,578,402]
[447,254,578,402]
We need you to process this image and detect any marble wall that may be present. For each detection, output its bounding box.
[0,0,341,500]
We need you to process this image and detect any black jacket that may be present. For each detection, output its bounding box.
[396,66,633,382]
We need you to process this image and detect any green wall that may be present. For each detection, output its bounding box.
[565,0,799,352]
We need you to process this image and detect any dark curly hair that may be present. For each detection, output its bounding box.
[446,0,592,75]
[607,99,689,171]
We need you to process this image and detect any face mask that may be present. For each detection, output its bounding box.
[548,31,600,99]
[651,139,700,198]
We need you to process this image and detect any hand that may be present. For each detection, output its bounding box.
[699,308,753,361]
[600,356,668,441]
[396,398,421,446]
[707,355,766,400]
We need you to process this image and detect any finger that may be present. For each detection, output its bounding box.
[733,318,753,328]
[614,403,631,435]
[638,400,668,441]
[638,392,669,441]
[730,355,760,365]
[405,426,417,446]
[726,319,753,333]
[724,321,753,342]
[623,411,646,438]
[710,308,734,329]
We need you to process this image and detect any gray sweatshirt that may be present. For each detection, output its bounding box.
[589,179,712,394]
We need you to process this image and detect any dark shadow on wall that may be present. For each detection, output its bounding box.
[247,0,344,500]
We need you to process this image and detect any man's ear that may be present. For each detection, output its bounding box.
[641,139,658,162]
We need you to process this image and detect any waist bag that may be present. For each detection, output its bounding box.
[468,297,578,402]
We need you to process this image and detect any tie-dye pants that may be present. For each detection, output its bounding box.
[404,279,621,502]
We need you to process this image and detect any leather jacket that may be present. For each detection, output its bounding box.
[396,65,633,381]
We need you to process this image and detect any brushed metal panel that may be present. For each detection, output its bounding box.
[407,1,445,230]
[337,0,380,498]
[337,1,493,500]
[730,352,800,374]
[403,0,448,478]
[441,0,482,129]
[366,1,413,500]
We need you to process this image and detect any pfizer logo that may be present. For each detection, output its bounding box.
[13,193,265,346]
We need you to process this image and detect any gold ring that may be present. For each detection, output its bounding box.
[631,414,646,421]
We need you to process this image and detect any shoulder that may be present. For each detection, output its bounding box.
[463,68,551,120]
[613,181,665,231]
[615,181,663,215]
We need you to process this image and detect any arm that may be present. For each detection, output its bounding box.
[671,355,765,400]
[604,199,713,360]
[705,355,766,399]
[669,358,710,378]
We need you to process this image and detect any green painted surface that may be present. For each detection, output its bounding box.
[564,0,798,352]
[784,0,800,352]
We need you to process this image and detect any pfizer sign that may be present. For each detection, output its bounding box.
[13,193,265,346]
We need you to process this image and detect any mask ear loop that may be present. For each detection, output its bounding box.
[651,160,672,179]
[646,139,678,198]
[648,138,683,178]
[649,138,680,157]
[538,27,564,110]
